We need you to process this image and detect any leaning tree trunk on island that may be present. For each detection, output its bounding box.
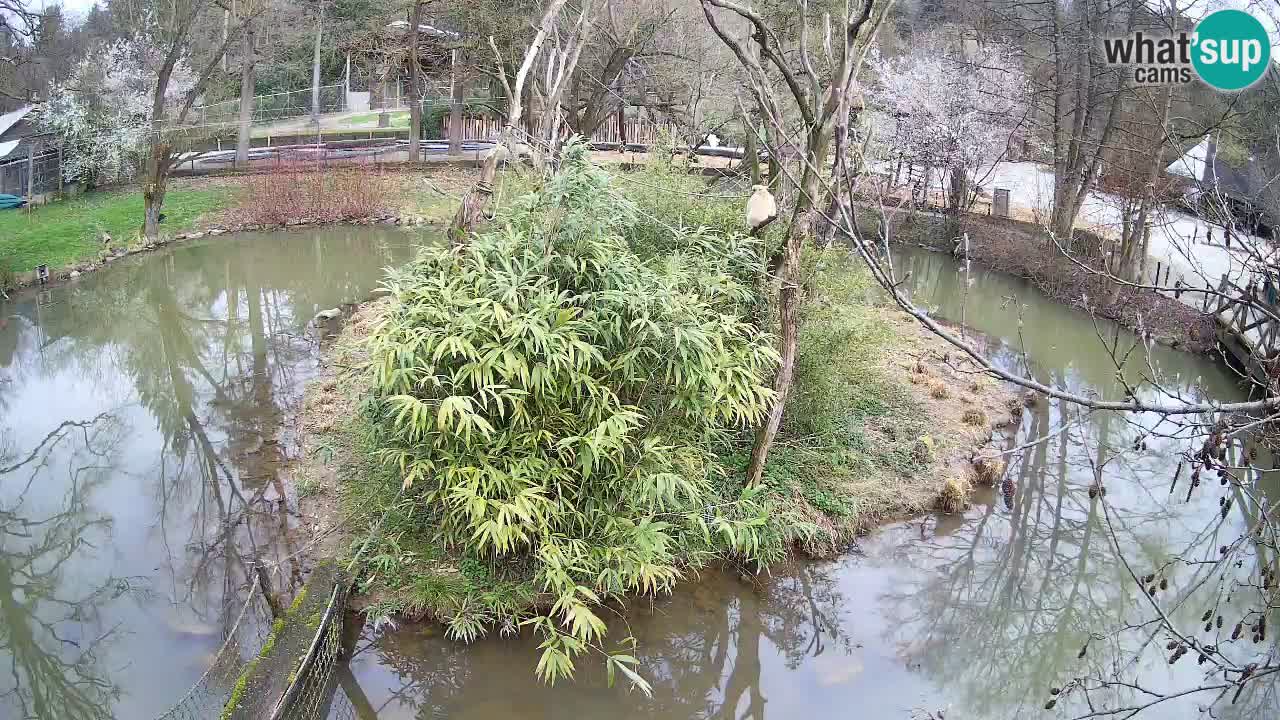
[702,0,886,487]
[448,0,569,245]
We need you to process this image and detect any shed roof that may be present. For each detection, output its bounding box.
[0,105,34,139]
[1168,134,1279,206]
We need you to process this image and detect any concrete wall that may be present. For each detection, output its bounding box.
[347,91,371,112]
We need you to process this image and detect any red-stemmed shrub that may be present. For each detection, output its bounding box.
[232,161,394,226]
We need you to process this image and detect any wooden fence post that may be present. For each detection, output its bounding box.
[26,143,35,200]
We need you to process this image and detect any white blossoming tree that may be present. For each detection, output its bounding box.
[42,2,262,239]
[43,40,197,187]
[869,34,1028,212]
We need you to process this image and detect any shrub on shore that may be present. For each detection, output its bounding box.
[232,163,392,226]
[360,145,785,688]
[317,148,1008,687]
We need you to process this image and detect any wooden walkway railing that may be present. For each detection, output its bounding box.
[1206,274,1280,383]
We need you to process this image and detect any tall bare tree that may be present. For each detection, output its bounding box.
[534,0,596,167]
[701,0,891,487]
[991,0,1140,245]
[448,46,464,153]
[235,12,258,168]
[310,0,326,138]
[559,0,672,139]
[407,0,424,162]
[0,0,39,106]
[448,0,570,244]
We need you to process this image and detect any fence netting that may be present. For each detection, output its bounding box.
[271,582,358,720]
[190,85,348,127]
[0,148,61,196]
[153,575,275,720]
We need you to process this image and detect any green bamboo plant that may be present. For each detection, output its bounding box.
[362,144,786,689]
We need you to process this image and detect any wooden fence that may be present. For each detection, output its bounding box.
[441,115,678,146]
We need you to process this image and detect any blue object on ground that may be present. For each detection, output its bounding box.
[0,194,26,210]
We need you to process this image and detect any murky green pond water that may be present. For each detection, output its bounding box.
[1,236,1275,719]
[0,228,421,719]
[343,247,1277,719]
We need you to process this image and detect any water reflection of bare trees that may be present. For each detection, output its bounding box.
[353,563,852,720]
[873,379,1280,719]
[0,412,132,720]
[0,231,414,716]
[875,393,1176,718]
[143,247,327,630]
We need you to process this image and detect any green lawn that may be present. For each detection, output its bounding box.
[0,188,230,273]
[341,110,410,127]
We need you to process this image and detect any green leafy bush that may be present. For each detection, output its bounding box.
[361,144,781,688]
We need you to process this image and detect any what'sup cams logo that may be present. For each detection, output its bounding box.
[1103,9,1272,90]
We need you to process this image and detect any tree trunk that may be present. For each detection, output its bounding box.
[449,149,499,246]
[745,212,806,487]
[448,49,464,154]
[743,113,760,185]
[141,44,178,241]
[522,81,535,137]
[1048,188,1081,250]
[143,142,170,239]
[947,164,968,212]
[310,2,325,139]
[407,2,424,162]
[235,20,257,168]
[746,128,831,487]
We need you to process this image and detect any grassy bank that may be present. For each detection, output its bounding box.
[339,110,411,127]
[292,151,1016,685]
[0,187,230,274]
[0,168,476,293]
[758,250,1016,553]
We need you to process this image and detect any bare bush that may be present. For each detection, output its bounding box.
[231,163,394,227]
[962,222,1217,352]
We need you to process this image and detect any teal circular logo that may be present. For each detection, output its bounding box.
[1192,9,1271,91]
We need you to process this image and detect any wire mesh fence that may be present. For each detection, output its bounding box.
[149,494,397,720]
[270,582,352,720]
[327,692,361,720]
[190,85,348,127]
[153,575,275,720]
[0,148,61,197]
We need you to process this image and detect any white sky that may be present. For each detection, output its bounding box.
[25,0,100,18]
[23,0,1280,55]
